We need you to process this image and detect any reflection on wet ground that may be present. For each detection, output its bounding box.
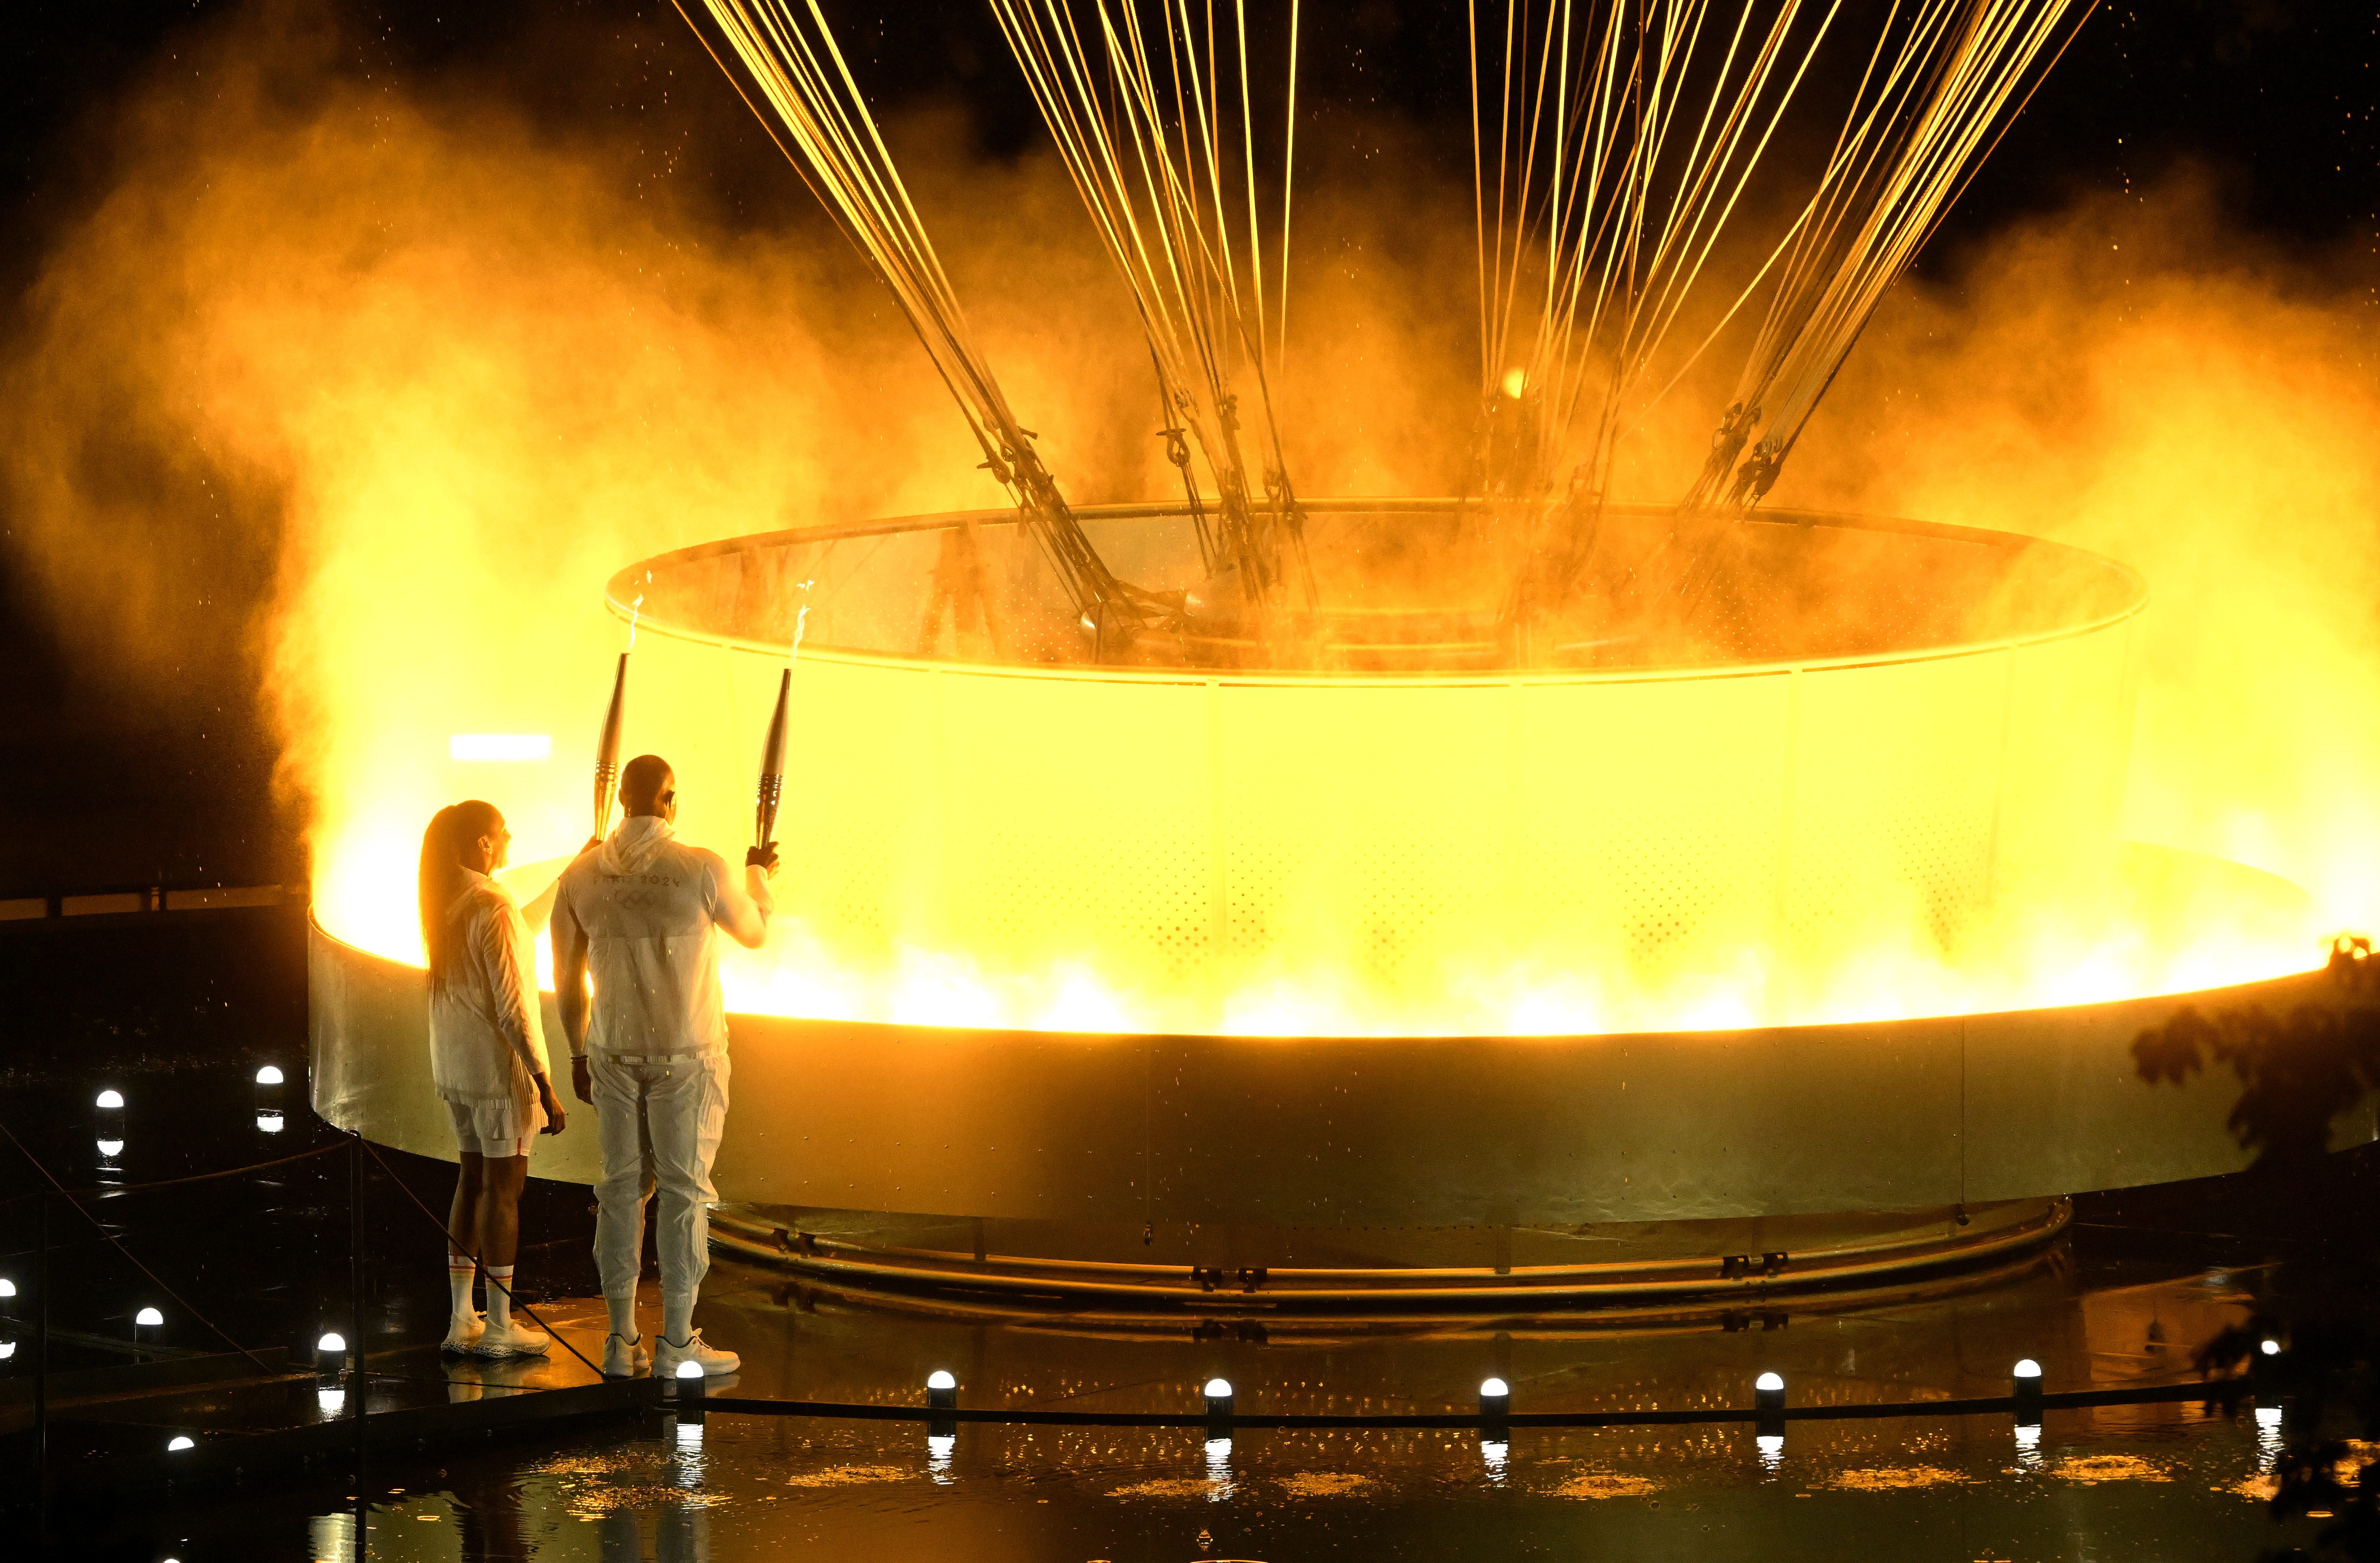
[186,1402,2334,1561]
[8,911,2380,1560]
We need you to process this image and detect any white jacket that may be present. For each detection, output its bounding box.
[427,871,551,1103]
[554,816,732,1058]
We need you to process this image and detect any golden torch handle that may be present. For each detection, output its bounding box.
[593,652,628,841]
[755,667,791,848]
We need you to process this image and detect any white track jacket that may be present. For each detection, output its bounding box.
[553,816,735,1058]
[428,870,550,1104]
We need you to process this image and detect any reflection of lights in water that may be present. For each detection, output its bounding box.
[1204,1436,1233,1500]
[96,1140,123,1159]
[318,1387,346,1413]
[2257,1405,2283,1471]
[928,1432,955,1484]
[0,1342,16,1361]
[672,1415,706,1490]
[167,1435,194,1451]
[1756,1433,1783,1472]
[2014,1422,2044,1471]
[257,1112,285,1134]
[1480,1438,1509,1485]
[95,1090,124,1110]
[256,1065,285,1085]
[308,1515,358,1563]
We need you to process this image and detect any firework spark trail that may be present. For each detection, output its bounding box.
[989,0,1313,615]
[680,0,1142,633]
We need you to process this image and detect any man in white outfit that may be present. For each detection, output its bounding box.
[554,753,777,1378]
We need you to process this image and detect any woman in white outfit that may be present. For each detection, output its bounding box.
[420,800,568,1357]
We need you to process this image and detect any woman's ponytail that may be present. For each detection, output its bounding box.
[418,800,500,989]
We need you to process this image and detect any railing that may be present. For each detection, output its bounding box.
[0,883,289,924]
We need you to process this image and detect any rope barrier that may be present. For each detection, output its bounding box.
[694,1375,2227,1430]
[0,1118,2244,1444]
[0,1118,285,1381]
[355,1137,609,1383]
[0,1140,346,1262]
[0,1122,603,1388]
[64,1139,347,1201]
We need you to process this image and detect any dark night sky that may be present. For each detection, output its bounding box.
[0,1,2369,895]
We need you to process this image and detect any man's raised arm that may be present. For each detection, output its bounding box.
[712,842,778,950]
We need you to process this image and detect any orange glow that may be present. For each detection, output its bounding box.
[0,25,2368,1037]
[307,506,2325,1037]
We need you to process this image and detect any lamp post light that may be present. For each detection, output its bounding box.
[1202,1377,1234,1432]
[2012,1358,2044,1426]
[925,1369,959,1441]
[95,1088,126,1163]
[674,1357,708,1424]
[255,1066,287,1133]
[2252,1335,2285,1399]
[1753,1371,1785,1439]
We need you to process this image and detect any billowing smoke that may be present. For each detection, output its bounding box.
[3,1,2371,1022]
[1794,173,2380,928]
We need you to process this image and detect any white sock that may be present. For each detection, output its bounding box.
[606,1294,638,1342]
[485,1265,515,1330]
[447,1254,476,1318]
[662,1295,694,1347]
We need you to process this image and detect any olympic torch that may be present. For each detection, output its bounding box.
[592,593,642,843]
[755,583,814,851]
[592,652,628,842]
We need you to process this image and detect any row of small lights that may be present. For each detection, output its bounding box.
[641,1357,2282,1487]
[58,1080,2304,1458]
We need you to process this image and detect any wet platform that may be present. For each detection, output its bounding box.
[5,894,2374,1562]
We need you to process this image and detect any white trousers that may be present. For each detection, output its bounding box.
[589,1051,731,1304]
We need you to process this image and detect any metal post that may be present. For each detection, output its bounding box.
[34,1187,49,1539]
[349,1135,366,1479]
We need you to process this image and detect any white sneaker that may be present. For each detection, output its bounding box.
[603,1333,652,1378]
[653,1329,739,1377]
[472,1319,553,1358]
[440,1313,484,1353]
